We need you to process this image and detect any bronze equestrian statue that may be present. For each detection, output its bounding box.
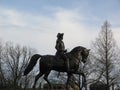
[24,46,90,90]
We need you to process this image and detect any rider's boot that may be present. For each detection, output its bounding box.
[66,58,75,72]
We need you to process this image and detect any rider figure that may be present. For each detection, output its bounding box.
[55,33,70,71]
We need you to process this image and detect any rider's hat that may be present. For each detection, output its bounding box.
[57,33,64,38]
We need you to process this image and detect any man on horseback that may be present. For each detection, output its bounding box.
[55,33,70,71]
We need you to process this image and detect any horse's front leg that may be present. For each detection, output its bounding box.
[80,73,87,90]
[75,71,87,90]
[66,73,72,90]
[75,70,86,81]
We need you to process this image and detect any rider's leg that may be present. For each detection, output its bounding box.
[62,55,70,72]
[66,58,70,71]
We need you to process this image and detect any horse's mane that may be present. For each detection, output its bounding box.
[70,46,85,54]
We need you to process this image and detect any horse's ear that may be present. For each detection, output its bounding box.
[88,49,90,52]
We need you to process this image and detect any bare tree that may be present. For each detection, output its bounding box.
[0,39,6,88]
[2,41,37,89]
[91,21,119,90]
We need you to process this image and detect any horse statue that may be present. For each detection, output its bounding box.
[24,46,90,90]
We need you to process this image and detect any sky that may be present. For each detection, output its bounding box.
[0,0,120,54]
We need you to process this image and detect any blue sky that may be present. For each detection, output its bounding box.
[0,0,120,54]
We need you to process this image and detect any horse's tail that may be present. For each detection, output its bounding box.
[24,54,42,76]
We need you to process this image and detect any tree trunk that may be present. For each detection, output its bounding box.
[112,83,114,90]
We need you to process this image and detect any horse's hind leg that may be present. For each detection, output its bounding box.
[44,71,52,90]
[32,72,43,89]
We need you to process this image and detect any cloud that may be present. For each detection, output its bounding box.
[0,6,119,54]
[0,7,26,27]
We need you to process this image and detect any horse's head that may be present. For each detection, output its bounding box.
[81,48,90,63]
[70,46,90,63]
